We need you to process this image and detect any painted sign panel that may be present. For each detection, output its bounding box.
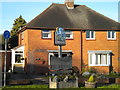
[54,27,66,46]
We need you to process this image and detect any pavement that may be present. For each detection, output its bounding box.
[7,72,49,85]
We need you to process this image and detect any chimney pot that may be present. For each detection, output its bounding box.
[65,0,74,9]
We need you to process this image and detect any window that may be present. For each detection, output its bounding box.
[42,30,51,38]
[65,31,73,39]
[15,51,24,63]
[88,51,111,66]
[107,31,116,40]
[15,54,23,63]
[86,30,95,40]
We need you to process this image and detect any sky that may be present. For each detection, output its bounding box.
[0,0,120,34]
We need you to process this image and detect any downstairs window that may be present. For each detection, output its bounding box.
[88,51,111,66]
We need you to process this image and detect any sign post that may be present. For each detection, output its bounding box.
[54,27,66,58]
[3,30,10,86]
[58,45,62,58]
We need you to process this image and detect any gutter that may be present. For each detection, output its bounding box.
[17,26,120,34]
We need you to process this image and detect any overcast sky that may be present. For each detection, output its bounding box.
[1,0,120,34]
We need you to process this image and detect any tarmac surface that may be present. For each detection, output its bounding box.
[7,72,49,85]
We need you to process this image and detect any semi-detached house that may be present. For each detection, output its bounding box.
[11,0,120,74]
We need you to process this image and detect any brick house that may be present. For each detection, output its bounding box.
[11,0,120,74]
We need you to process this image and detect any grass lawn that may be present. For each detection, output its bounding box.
[97,84,120,88]
[2,84,48,88]
[1,84,120,89]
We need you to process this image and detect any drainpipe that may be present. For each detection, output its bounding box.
[80,30,82,72]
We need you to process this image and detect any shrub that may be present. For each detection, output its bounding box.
[72,66,80,75]
[87,75,95,82]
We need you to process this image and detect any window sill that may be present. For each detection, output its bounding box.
[89,65,111,66]
[86,39,96,41]
[13,63,24,64]
[107,39,116,41]
[42,38,52,40]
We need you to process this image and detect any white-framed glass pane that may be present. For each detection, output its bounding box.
[112,31,115,38]
[101,54,107,64]
[91,31,94,38]
[108,31,111,38]
[96,54,100,65]
[42,33,49,37]
[90,54,92,64]
[86,31,90,38]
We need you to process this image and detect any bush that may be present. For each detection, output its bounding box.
[87,75,95,82]
[72,66,80,75]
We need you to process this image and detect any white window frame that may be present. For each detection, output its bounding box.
[88,51,111,66]
[65,30,73,39]
[107,31,116,40]
[15,51,24,64]
[42,30,51,39]
[86,30,95,40]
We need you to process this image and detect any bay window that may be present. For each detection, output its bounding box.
[88,51,111,66]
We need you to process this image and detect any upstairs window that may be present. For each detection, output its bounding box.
[86,30,95,40]
[65,31,73,39]
[107,31,116,40]
[42,30,51,39]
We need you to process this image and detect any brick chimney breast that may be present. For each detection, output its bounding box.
[65,0,74,9]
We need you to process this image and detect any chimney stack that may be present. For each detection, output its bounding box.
[65,0,74,9]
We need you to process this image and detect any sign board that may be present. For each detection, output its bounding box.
[54,27,66,46]
[3,30,10,39]
[50,56,72,71]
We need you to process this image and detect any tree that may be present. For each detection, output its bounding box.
[9,15,27,49]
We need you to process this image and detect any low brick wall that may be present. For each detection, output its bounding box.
[0,50,11,72]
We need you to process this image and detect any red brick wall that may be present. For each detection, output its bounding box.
[24,29,81,73]
[19,29,120,74]
[82,31,119,74]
